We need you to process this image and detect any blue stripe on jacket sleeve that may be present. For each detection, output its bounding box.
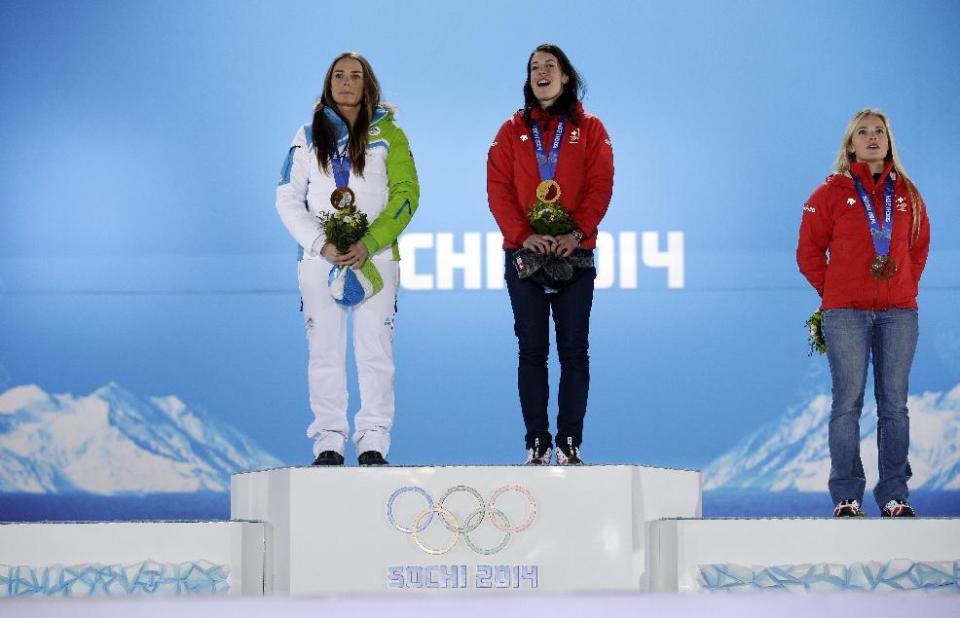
[278,145,299,186]
[392,199,411,220]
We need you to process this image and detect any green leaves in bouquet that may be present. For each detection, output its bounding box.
[527,200,577,236]
[805,310,827,356]
[316,209,369,254]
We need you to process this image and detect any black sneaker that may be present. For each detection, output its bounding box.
[832,498,866,517]
[556,437,584,465]
[524,437,551,465]
[312,450,344,466]
[358,451,388,466]
[881,499,916,518]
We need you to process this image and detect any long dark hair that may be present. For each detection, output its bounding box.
[311,52,382,177]
[522,43,585,126]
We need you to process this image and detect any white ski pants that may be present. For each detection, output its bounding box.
[298,257,399,457]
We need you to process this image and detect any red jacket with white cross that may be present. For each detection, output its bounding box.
[487,103,614,250]
[796,160,930,310]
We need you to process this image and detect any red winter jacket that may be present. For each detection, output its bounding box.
[797,160,930,310]
[487,103,614,249]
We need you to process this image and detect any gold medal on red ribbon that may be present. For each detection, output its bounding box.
[330,187,356,211]
[535,179,561,204]
[870,255,898,280]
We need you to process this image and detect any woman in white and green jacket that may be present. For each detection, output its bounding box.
[276,51,419,466]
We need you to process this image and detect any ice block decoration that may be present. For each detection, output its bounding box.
[0,560,230,597]
[698,560,959,592]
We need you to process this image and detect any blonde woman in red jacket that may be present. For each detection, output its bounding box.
[487,44,614,465]
[797,108,930,517]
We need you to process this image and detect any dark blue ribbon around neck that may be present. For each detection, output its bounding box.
[852,174,895,258]
[530,116,566,182]
[331,150,350,189]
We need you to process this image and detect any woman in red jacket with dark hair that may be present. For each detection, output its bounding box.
[797,108,930,517]
[487,43,614,465]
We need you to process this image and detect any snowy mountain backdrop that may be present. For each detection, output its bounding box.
[704,384,960,492]
[0,383,283,494]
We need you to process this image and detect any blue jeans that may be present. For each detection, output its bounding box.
[504,251,595,449]
[822,308,918,508]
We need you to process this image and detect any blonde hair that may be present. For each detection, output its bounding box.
[835,108,926,245]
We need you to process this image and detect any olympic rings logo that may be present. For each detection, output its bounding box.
[386,484,538,556]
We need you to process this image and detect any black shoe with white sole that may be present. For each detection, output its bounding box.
[312,450,344,466]
[358,451,389,466]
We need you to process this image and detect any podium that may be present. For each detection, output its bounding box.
[2,467,957,597]
[650,517,960,592]
[230,465,701,594]
[0,521,264,597]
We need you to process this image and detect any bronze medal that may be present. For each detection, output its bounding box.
[535,179,561,204]
[870,255,898,280]
[330,187,356,211]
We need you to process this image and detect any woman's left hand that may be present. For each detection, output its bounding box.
[337,241,369,268]
[553,233,579,258]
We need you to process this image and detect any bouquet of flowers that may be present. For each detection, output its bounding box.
[805,310,827,356]
[315,208,382,307]
[316,209,369,254]
[528,200,577,236]
[513,199,593,289]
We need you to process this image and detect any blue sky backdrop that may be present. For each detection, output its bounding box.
[1,0,958,470]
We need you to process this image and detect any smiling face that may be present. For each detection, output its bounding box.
[848,114,890,167]
[330,57,364,110]
[529,51,569,108]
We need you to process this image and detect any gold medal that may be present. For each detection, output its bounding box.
[535,179,561,204]
[330,187,356,211]
[870,255,898,280]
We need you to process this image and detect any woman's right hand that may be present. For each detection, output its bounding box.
[320,242,341,264]
[523,234,555,254]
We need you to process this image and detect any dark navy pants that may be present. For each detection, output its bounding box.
[504,251,596,450]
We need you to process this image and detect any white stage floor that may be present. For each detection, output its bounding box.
[1,593,959,618]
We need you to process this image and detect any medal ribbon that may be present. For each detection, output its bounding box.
[529,116,566,182]
[331,150,351,189]
[852,174,895,258]
[322,105,351,189]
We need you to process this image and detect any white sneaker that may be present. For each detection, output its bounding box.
[832,498,865,517]
[881,499,916,518]
[556,437,584,465]
[524,438,551,465]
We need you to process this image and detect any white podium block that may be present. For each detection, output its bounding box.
[650,518,960,592]
[0,521,265,596]
[231,465,701,594]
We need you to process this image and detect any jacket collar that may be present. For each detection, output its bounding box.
[527,101,584,124]
[849,159,895,191]
[322,105,389,148]
[371,105,388,125]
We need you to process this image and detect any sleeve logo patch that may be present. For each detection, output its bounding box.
[803,204,816,213]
